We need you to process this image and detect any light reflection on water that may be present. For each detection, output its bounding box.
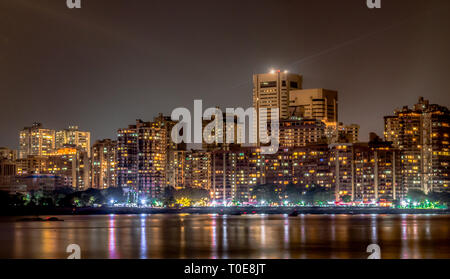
[1,214,449,259]
[140,214,146,259]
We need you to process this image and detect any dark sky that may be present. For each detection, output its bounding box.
[1,0,450,149]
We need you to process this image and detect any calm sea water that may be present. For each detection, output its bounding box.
[0,214,449,259]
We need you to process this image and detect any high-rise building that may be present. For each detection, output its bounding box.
[169,136,402,204]
[16,147,89,191]
[289,88,338,124]
[384,97,450,193]
[329,143,354,201]
[253,71,303,119]
[117,116,175,198]
[326,123,360,144]
[91,139,117,189]
[136,119,168,198]
[117,125,138,190]
[278,117,327,148]
[50,147,90,191]
[56,126,91,157]
[19,123,55,159]
[166,149,188,190]
[352,140,402,203]
[211,147,263,204]
[253,71,303,145]
[330,139,401,203]
[291,145,333,190]
[185,150,212,190]
[16,155,49,176]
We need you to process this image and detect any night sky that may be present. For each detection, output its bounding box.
[1,0,450,149]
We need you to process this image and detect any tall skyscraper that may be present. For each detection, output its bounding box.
[253,70,303,118]
[117,116,175,198]
[91,139,117,189]
[19,123,56,159]
[166,149,188,190]
[117,125,138,190]
[253,70,303,119]
[252,70,303,145]
[56,126,91,157]
[136,119,168,198]
[384,97,450,194]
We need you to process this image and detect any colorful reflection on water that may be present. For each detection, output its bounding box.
[1,214,449,259]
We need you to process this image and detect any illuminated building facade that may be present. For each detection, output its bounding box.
[211,148,263,204]
[56,126,91,157]
[253,71,303,144]
[136,119,168,198]
[384,97,450,193]
[352,140,402,203]
[15,147,89,191]
[330,139,402,203]
[184,150,212,190]
[329,143,354,201]
[19,123,55,159]
[278,118,326,148]
[166,149,188,190]
[117,116,175,198]
[291,145,333,190]
[289,88,338,123]
[117,126,138,190]
[253,71,303,119]
[49,147,90,190]
[91,139,117,189]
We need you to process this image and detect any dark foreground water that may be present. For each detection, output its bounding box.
[0,214,449,259]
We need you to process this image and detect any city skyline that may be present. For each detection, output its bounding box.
[1,1,450,262]
[4,94,448,203]
[1,0,450,149]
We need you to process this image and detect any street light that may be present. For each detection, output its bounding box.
[140,199,147,207]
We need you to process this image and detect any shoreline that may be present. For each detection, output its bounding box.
[1,206,449,216]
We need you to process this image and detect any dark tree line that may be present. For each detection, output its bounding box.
[0,187,126,209]
[251,183,334,205]
[161,187,210,207]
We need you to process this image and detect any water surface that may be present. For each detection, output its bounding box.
[0,214,448,259]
